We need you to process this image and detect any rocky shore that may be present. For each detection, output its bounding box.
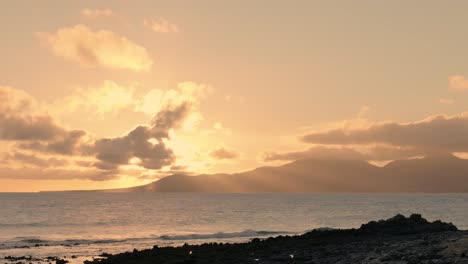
[81,214,468,264]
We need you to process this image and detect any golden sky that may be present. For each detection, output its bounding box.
[2,1,468,192]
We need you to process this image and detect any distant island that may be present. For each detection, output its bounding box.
[86,153,468,193]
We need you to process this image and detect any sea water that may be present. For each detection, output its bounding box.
[1,193,468,263]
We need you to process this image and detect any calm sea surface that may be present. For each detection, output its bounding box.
[1,193,468,263]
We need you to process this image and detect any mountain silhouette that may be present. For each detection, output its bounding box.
[103,154,468,193]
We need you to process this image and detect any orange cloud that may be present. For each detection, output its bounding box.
[37,25,153,71]
[143,18,179,33]
[209,146,238,160]
[438,98,454,105]
[54,81,135,115]
[449,75,468,91]
[50,81,209,124]
[81,9,115,19]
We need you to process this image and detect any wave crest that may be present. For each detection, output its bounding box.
[158,230,289,240]
[0,230,294,250]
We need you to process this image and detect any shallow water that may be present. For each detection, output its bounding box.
[1,193,468,263]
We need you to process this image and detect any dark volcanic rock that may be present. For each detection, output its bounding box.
[3,256,68,264]
[358,214,458,235]
[82,214,466,264]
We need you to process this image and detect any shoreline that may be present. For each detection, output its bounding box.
[3,214,468,264]
[81,214,468,264]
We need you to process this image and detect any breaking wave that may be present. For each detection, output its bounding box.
[158,230,290,240]
[0,230,295,250]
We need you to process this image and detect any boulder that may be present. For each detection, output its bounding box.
[359,214,458,235]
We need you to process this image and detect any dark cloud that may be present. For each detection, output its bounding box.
[209,147,239,160]
[302,114,468,153]
[0,86,89,155]
[92,100,194,171]
[264,147,366,162]
[46,130,87,154]
[150,101,192,130]
[0,114,67,141]
[9,152,69,167]
[4,152,48,167]
[18,129,88,155]
[93,125,175,170]
[264,145,423,162]
[0,166,116,181]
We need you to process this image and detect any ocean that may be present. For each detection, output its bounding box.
[1,193,468,263]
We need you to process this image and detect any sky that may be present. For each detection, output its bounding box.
[2,0,468,192]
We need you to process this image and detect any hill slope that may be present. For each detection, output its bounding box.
[103,155,468,193]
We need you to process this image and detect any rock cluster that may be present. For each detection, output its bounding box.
[82,214,468,264]
[358,213,458,235]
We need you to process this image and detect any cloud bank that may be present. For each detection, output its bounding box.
[302,113,468,153]
[264,145,422,162]
[264,112,468,164]
[0,83,208,181]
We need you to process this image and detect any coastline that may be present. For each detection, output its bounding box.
[79,214,468,264]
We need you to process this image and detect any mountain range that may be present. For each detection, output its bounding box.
[102,153,468,193]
